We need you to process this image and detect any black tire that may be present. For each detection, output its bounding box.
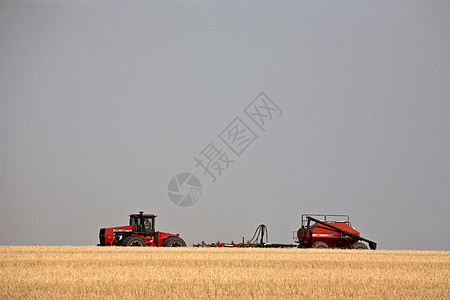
[161,236,186,247]
[312,241,329,249]
[352,242,368,250]
[120,236,130,246]
[122,236,146,247]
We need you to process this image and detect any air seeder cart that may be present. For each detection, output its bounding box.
[295,214,377,249]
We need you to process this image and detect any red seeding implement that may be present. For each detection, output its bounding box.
[295,214,377,250]
[98,212,376,249]
[98,211,186,247]
[194,214,377,250]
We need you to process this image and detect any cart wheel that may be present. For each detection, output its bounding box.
[312,241,329,248]
[352,242,368,250]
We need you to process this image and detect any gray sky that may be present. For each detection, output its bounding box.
[1,0,449,250]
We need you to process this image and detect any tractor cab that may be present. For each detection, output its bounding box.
[129,211,155,237]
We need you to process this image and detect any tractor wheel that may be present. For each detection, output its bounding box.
[122,236,146,247]
[120,236,130,246]
[162,236,186,247]
[352,242,368,250]
[312,241,329,249]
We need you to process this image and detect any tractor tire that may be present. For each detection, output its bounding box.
[120,236,130,246]
[312,241,329,249]
[161,236,186,247]
[121,236,146,247]
[352,242,368,250]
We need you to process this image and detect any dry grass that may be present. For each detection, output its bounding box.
[0,246,448,299]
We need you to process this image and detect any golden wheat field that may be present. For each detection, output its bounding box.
[0,246,448,299]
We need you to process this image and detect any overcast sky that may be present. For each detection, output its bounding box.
[1,0,449,250]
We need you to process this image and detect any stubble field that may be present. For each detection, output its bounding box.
[0,246,448,299]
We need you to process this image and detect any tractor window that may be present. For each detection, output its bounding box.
[130,217,141,228]
[144,218,153,231]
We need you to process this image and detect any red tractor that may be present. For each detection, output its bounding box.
[98,211,186,247]
[296,214,377,249]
